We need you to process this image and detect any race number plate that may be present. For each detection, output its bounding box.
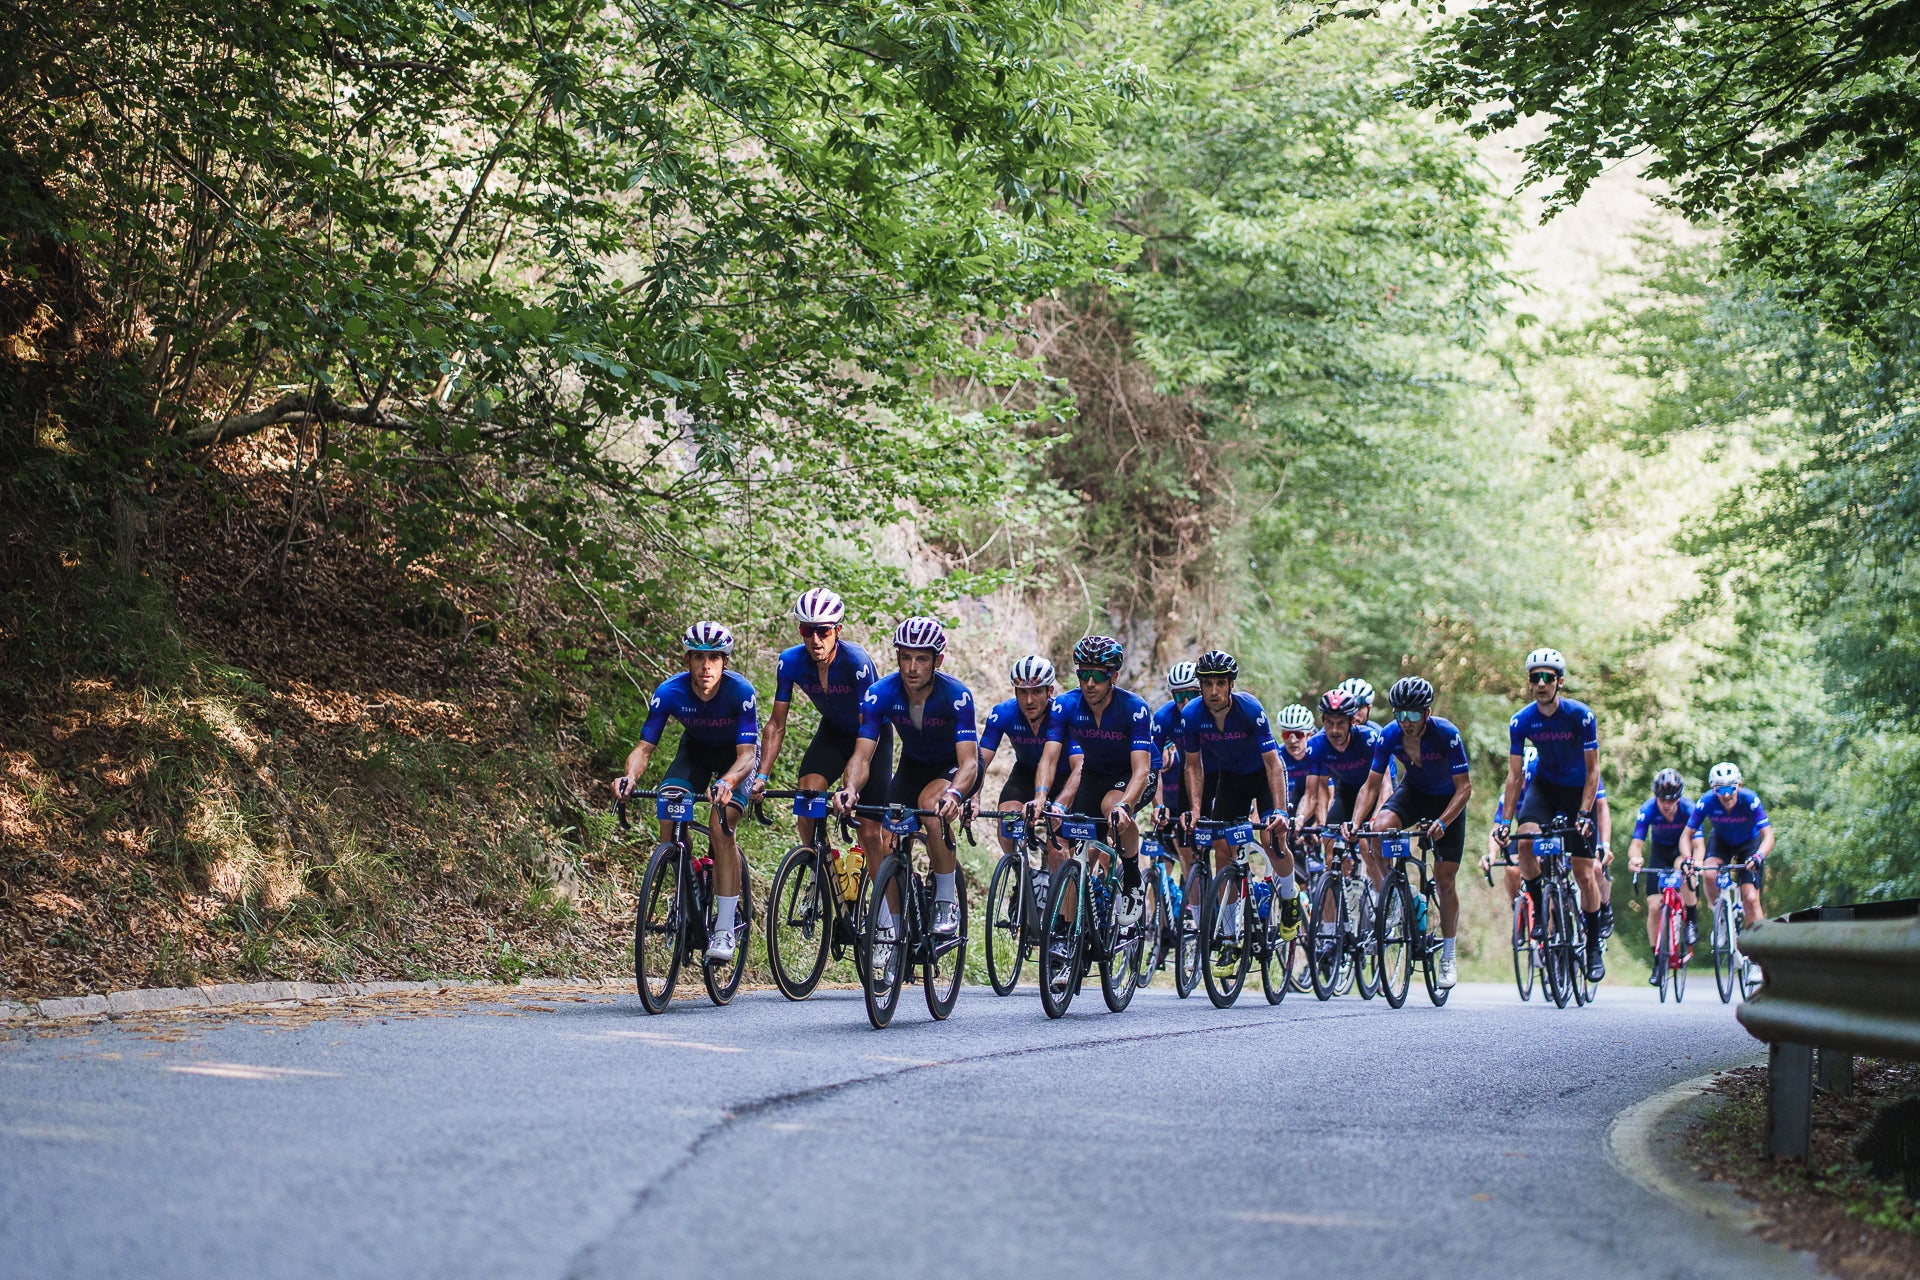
[1140,836,1166,859]
[1656,869,1684,890]
[1000,816,1028,842]
[883,811,920,835]
[656,795,697,822]
[1533,836,1565,859]
[1380,835,1413,861]
[1059,817,1100,843]
[792,795,828,819]
[1222,822,1258,847]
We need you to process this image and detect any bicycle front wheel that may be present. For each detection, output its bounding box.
[1353,880,1381,1000]
[985,853,1026,997]
[1541,881,1571,1009]
[1038,859,1084,1019]
[1099,877,1143,1014]
[1654,903,1674,1004]
[1174,862,1206,999]
[1200,867,1250,1009]
[860,856,909,1029]
[1420,885,1450,1008]
[703,848,751,1006]
[924,873,967,1021]
[1511,894,1536,1002]
[635,842,685,1015]
[1376,876,1413,1008]
[1259,907,1292,1006]
[1307,874,1344,1002]
[1138,872,1168,988]
[1712,899,1735,1003]
[1669,898,1688,1004]
[767,846,830,1001]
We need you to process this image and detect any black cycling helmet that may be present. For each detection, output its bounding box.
[1652,768,1684,800]
[1072,634,1125,671]
[1318,688,1357,718]
[1194,649,1238,678]
[1387,676,1434,711]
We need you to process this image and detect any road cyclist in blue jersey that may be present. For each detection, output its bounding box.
[614,621,761,962]
[977,654,1082,861]
[1150,662,1203,897]
[1482,744,1616,939]
[753,588,891,873]
[1299,687,1383,882]
[1178,649,1302,938]
[1683,762,1773,930]
[836,617,979,946]
[1032,635,1157,958]
[1275,703,1315,817]
[1493,647,1608,984]
[1626,768,1697,980]
[1346,677,1473,988]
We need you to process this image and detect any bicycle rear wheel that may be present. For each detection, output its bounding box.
[767,846,830,1001]
[860,856,909,1029]
[1038,859,1083,1019]
[1200,867,1250,1009]
[1138,872,1168,988]
[1542,881,1572,1009]
[1260,908,1292,1006]
[1174,862,1206,999]
[1308,874,1345,1002]
[703,848,752,1006]
[1100,874,1143,1014]
[1669,899,1688,1004]
[1712,899,1735,1003]
[985,853,1026,996]
[635,843,685,1014]
[924,874,968,1020]
[1654,903,1674,1004]
[1376,876,1413,1008]
[1511,894,1535,1001]
[1352,880,1381,1000]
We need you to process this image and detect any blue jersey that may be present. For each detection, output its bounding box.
[1508,698,1598,788]
[640,671,759,748]
[1304,724,1379,789]
[1688,788,1770,847]
[1151,701,1186,795]
[1282,748,1310,810]
[1633,795,1694,846]
[1047,687,1153,777]
[979,698,1077,773]
[1181,692,1279,775]
[859,672,977,767]
[773,639,878,735]
[1371,716,1470,797]
[1492,758,1610,822]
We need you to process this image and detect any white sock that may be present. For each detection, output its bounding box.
[714,895,738,937]
[878,900,896,930]
[1277,877,1299,900]
[934,871,957,905]
[1442,937,1457,964]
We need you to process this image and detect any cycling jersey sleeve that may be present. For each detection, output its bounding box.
[1686,804,1707,832]
[774,648,799,707]
[1129,700,1153,756]
[1507,711,1526,758]
[733,684,759,745]
[1581,705,1599,753]
[639,687,673,745]
[1752,794,1771,831]
[857,685,886,742]
[979,703,1008,755]
[1632,804,1650,841]
[1369,725,1396,776]
[1045,696,1070,745]
[1444,727,1469,776]
[954,689,978,744]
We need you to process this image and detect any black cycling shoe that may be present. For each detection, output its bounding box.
[1598,903,1614,941]
[1586,947,1606,983]
[1048,930,1075,964]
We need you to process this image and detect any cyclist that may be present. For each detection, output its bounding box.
[1151,661,1203,907]
[1178,650,1301,936]
[1337,678,1376,727]
[1347,676,1473,988]
[837,618,979,943]
[978,655,1081,858]
[1481,744,1613,931]
[755,588,889,870]
[1275,704,1315,814]
[1626,768,1697,982]
[1494,648,1606,984]
[614,621,760,962]
[1685,762,1772,930]
[1034,635,1155,939]
[1301,687,1383,885]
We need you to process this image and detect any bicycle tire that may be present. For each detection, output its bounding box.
[767,845,830,1001]
[1259,904,1292,1006]
[860,855,909,1029]
[1038,858,1084,1019]
[1174,861,1207,999]
[1377,876,1413,1008]
[1669,897,1688,1003]
[1353,880,1381,1000]
[1654,902,1672,1003]
[1511,894,1535,1002]
[985,853,1025,996]
[635,842,685,1014]
[1308,873,1345,1001]
[1420,883,1449,1007]
[924,872,967,1020]
[1138,871,1168,988]
[703,848,751,1006]
[1200,866,1250,1009]
[1542,879,1571,1009]
[1712,898,1735,1003]
[1099,872,1143,1014]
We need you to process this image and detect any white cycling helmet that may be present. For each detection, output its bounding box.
[793,587,845,625]
[1525,647,1567,676]
[1009,654,1056,688]
[1337,677,1374,706]
[1276,703,1314,733]
[893,616,947,653]
[1167,661,1199,692]
[682,620,734,654]
[1708,761,1743,790]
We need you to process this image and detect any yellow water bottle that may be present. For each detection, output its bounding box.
[838,849,864,902]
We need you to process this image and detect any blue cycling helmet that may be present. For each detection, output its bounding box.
[1072,634,1125,671]
[682,621,734,654]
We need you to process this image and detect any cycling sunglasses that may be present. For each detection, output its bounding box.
[1527,670,1559,684]
[1175,689,1200,704]
[1396,708,1425,723]
[1715,784,1738,798]
[1281,730,1308,742]
[798,623,838,638]
[1076,668,1113,683]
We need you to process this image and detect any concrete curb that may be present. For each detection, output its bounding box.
[1605,1067,1769,1230]
[4,976,624,1024]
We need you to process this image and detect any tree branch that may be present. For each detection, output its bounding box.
[179,393,407,449]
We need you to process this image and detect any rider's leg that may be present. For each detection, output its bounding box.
[1740,878,1764,928]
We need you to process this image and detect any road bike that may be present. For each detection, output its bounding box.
[983,812,1051,995]
[1036,810,1151,1018]
[759,789,870,1001]
[1140,817,1207,997]
[1639,866,1692,1003]
[1481,853,1540,1001]
[620,787,752,1015]
[1194,819,1295,1009]
[1300,824,1379,1002]
[1507,814,1588,1009]
[1372,827,1448,1008]
[1707,862,1763,1002]
[851,803,971,1029]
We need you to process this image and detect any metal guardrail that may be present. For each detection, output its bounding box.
[1735,899,1920,1159]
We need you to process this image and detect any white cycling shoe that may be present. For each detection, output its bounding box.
[706,930,737,963]
[1436,955,1458,990]
[932,901,961,936]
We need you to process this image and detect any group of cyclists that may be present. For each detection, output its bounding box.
[611,588,1775,995]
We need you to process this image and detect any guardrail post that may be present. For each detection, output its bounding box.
[1817,1047,1854,1097]
[1768,1042,1814,1160]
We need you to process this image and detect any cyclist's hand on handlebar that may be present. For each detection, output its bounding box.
[935,786,962,821]
[1627,851,1644,874]
[749,773,769,801]
[832,787,856,817]
[1493,821,1512,846]
[1477,851,1493,875]
[1576,812,1595,839]
[709,778,735,810]
[1110,805,1137,834]
[613,775,636,801]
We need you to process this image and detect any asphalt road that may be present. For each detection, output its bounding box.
[1,981,1820,1280]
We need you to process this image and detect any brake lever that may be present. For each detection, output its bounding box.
[615,799,630,832]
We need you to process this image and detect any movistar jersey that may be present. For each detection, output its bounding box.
[1304,724,1380,788]
[641,671,759,748]
[1492,757,1610,822]
[1283,747,1310,810]
[1688,788,1770,847]
[773,639,878,735]
[1508,698,1599,787]
[1152,701,1186,797]
[1370,716,1470,797]
[1047,687,1153,777]
[980,698,1077,772]
[859,672,977,767]
[1180,692,1279,775]
[1633,795,1695,845]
